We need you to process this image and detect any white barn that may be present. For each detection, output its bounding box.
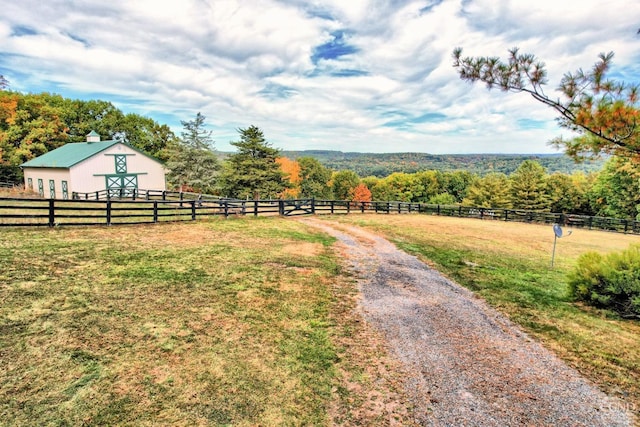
[21,131,166,199]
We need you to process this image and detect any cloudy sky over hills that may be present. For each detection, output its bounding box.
[1,0,639,153]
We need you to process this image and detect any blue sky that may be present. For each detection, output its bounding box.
[1,0,639,153]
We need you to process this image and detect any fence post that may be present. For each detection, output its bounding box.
[387,202,391,214]
[106,200,112,225]
[437,205,440,216]
[48,199,55,227]
[347,201,350,214]
[278,200,285,216]
[331,201,334,214]
[153,201,158,223]
[398,203,401,214]
[361,202,365,213]
[504,210,509,221]
[191,200,196,220]
[311,198,316,215]
[254,200,258,217]
[624,219,629,234]
[224,201,229,218]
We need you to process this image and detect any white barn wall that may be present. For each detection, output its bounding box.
[22,168,71,198]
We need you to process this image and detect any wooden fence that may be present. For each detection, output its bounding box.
[1,195,640,234]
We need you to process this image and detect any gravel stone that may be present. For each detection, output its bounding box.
[301,218,634,427]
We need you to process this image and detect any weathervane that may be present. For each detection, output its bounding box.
[551,223,572,268]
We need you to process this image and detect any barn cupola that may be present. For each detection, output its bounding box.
[86,130,100,143]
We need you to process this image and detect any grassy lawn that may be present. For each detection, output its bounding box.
[0,218,416,426]
[3,212,639,425]
[328,214,640,417]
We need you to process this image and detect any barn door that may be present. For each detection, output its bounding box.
[106,175,138,198]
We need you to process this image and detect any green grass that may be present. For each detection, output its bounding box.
[328,214,640,417]
[0,218,346,426]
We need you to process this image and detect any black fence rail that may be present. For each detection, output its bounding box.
[1,196,640,234]
[0,181,22,189]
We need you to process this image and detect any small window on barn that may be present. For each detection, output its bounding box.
[37,179,44,197]
[115,155,127,173]
[62,181,68,200]
[27,177,33,190]
[49,179,55,199]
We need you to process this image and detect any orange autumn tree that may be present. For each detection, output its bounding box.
[350,182,372,207]
[276,157,301,198]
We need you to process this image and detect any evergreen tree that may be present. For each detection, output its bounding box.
[462,172,511,208]
[220,125,288,199]
[454,48,640,160]
[166,113,221,193]
[509,160,549,210]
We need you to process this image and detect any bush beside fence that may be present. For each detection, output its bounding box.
[1,195,639,235]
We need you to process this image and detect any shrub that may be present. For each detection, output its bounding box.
[568,245,640,318]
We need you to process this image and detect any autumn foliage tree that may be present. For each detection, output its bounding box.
[453,48,640,160]
[276,157,301,199]
[350,183,372,207]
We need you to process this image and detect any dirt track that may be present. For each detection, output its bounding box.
[300,218,634,427]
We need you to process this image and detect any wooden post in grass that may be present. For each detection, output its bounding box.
[48,199,55,227]
[191,200,196,220]
[153,201,158,223]
[106,200,112,225]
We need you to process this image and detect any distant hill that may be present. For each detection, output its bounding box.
[277,150,606,177]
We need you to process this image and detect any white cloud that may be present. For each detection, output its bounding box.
[0,0,638,154]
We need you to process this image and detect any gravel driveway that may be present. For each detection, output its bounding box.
[300,218,634,427]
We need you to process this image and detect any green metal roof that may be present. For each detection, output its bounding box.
[21,140,121,169]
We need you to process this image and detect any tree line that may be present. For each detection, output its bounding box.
[2,87,638,219]
[279,150,604,177]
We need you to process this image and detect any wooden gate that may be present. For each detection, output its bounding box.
[281,199,314,216]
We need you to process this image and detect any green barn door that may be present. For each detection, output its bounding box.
[106,175,138,198]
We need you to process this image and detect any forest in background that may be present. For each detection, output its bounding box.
[279,150,605,177]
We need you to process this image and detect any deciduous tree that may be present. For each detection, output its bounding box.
[589,157,640,219]
[298,157,333,199]
[350,182,372,205]
[331,170,360,201]
[276,157,301,199]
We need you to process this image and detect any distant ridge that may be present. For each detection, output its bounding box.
[277,150,605,177]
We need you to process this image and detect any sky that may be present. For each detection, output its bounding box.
[1,0,639,154]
